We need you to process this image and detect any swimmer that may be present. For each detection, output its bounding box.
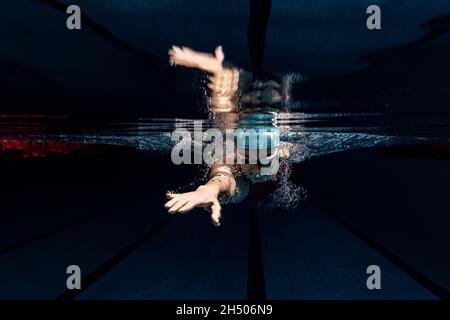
[166,46,290,226]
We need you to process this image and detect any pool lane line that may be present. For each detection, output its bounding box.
[55,217,173,300]
[33,0,164,71]
[314,202,450,300]
[0,193,141,255]
[0,210,111,255]
[247,206,266,300]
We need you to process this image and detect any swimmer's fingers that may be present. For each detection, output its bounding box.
[164,196,182,210]
[215,46,224,63]
[168,46,198,68]
[167,198,190,214]
[169,53,187,67]
[172,45,184,55]
[210,201,222,226]
[168,48,179,66]
[165,193,222,225]
[168,46,182,59]
[166,191,181,199]
[164,199,177,210]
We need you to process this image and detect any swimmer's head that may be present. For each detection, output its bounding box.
[241,73,286,106]
[235,126,279,163]
[235,127,290,180]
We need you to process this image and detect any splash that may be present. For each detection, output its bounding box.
[280,72,305,111]
[261,160,307,211]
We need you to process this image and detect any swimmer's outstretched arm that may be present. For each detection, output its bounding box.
[169,45,225,73]
[169,45,240,112]
[164,165,236,226]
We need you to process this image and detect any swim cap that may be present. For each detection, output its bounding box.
[235,127,280,150]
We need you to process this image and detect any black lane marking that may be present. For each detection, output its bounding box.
[315,202,450,300]
[247,206,266,300]
[0,192,142,255]
[247,0,272,76]
[55,217,172,300]
[34,0,164,70]
[0,210,111,255]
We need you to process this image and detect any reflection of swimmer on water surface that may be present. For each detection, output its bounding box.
[165,45,291,226]
[169,45,288,113]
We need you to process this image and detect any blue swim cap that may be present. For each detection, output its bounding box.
[235,127,280,150]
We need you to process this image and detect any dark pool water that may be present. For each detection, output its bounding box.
[0,112,449,299]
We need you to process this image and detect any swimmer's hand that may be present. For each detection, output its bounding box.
[169,45,225,74]
[164,186,222,226]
